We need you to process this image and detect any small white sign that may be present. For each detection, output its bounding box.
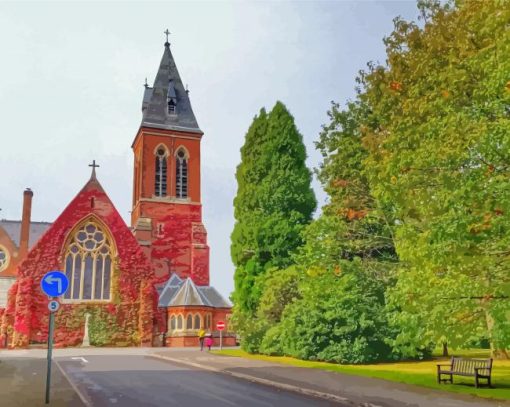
[48,300,60,313]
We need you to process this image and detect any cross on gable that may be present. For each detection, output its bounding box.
[88,160,100,179]
[89,160,100,170]
[164,29,171,44]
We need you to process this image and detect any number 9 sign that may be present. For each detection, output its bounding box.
[48,300,60,313]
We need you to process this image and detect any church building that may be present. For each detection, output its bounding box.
[0,35,234,348]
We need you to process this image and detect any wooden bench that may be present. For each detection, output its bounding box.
[437,357,493,388]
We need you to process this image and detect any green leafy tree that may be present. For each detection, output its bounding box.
[299,100,397,282]
[357,1,510,357]
[231,102,316,316]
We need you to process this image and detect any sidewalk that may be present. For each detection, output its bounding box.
[153,349,510,407]
[0,357,84,406]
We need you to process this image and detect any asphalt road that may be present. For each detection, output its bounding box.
[56,355,344,406]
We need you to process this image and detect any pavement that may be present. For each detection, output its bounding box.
[153,349,510,407]
[0,357,84,406]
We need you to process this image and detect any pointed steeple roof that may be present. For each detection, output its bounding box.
[141,41,201,134]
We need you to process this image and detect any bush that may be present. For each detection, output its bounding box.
[277,261,396,364]
[259,324,284,356]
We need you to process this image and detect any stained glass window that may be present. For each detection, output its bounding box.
[63,221,113,301]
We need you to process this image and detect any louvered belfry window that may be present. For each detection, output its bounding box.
[63,221,113,301]
[175,149,188,198]
[155,148,167,197]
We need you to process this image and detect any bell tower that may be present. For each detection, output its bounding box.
[131,33,209,285]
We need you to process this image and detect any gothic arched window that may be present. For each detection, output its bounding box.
[0,246,8,272]
[177,315,183,330]
[175,148,188,198]
[194,314,201,329]
[63,220,113,301]
[186,314,193,330]
[155,148,167,197]
[170,315,176,330]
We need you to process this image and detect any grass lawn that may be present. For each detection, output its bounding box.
[213,348,510,402]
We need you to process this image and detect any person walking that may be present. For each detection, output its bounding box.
[198,328,206,351]
[205,333,213,351]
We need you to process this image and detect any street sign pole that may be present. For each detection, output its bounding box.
[40,271,68,405]
[45,309,55,404]
[220,329,223,351]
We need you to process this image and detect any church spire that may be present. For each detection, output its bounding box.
[140,32,201,134]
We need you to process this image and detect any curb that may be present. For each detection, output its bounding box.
[54,359,93,407]
[151,353,373,406]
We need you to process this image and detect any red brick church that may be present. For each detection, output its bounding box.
[0,35,233,348]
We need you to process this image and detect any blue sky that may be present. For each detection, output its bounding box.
[0,1,420,297]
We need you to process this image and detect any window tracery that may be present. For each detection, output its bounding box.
[63,221,113,301]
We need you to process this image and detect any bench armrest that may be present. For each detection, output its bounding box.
[437,364,452,367]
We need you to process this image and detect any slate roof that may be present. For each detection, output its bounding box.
[0,219,52,249]
[141,42,201,134]
[158,273,231,308]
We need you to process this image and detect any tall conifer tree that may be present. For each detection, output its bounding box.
[231,102,316,315]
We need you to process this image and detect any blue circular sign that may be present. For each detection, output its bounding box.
[41,271,69,297]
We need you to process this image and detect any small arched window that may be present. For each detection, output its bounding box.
[167,80,177,114]
[194,314,201,329]
[168,99,176,113]
[177,315,183,330]
[0,246,9,272]
[170,315,176,330]
[186,314,193,330]
[155,148,167,197]
[63,220,113,301]
[175,149,188,199]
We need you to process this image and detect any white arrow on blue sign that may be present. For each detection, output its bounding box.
[41,271,69,297]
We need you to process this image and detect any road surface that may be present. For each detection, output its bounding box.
[56,354,345,406]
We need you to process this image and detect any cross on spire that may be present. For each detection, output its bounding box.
[89,160,100,180]
[164,29,171,45]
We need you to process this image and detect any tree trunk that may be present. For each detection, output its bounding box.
[491,348,509,360]
[484,307,509,360]
[442,342,449,357]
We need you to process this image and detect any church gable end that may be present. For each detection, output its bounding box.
[0,173,157,348]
